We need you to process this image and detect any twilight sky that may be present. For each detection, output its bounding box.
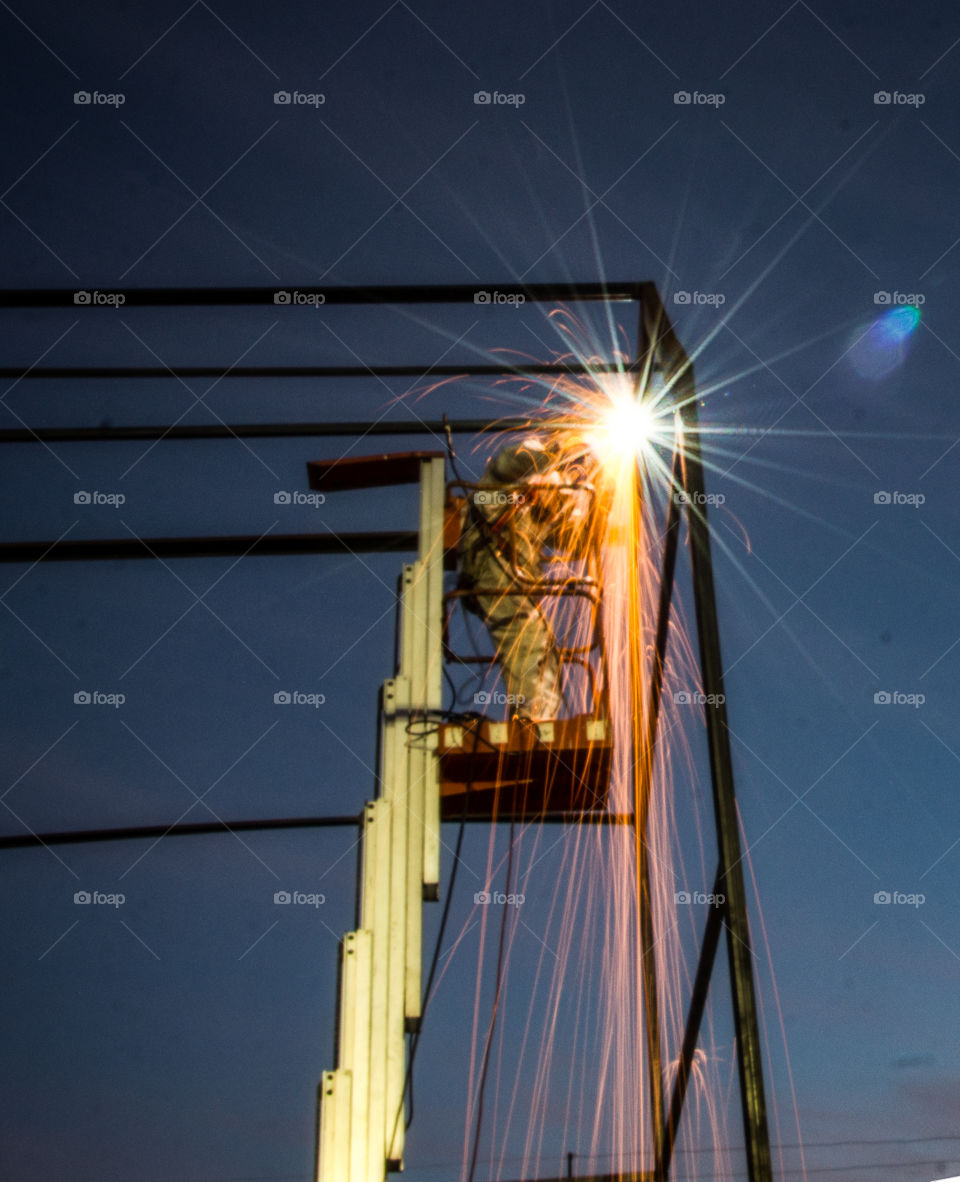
[1,2,959,1181]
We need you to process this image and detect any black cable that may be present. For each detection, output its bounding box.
[393,717,483,1137]
[442,660,461,708]
[442,412,457,462]
[467,813,517,1182]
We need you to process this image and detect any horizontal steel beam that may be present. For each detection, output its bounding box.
[0,282,643,309]
[0,362,621,380]
[0,418,523,444]
[0,811,635,851]
[0,531,419,563]
[0,815,362,849]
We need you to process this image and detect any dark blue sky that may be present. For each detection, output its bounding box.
[2,2,959,1180]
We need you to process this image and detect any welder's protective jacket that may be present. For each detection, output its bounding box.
[458,438,584,719]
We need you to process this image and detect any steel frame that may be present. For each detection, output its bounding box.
[0,280,772,1182]
[633,291,773,1182]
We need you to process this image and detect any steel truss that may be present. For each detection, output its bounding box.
[0,280,772,1182]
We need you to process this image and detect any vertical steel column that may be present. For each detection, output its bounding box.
[631,309,691,1181]
[636,444,684,1182]
[629,296,665,1179]
[679,397,773,1182]
[660,867,725,1176]
[636,287,771,1181]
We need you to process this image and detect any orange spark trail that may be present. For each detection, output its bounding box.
[448,321,790,1182]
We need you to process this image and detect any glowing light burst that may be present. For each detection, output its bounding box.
[515,365,682,505]
[587,373,671,468]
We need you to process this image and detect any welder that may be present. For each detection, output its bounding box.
[458,436,593,721]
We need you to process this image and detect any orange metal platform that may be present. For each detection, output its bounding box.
[438,714,612,819]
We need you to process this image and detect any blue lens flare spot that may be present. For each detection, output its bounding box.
[880,305,921,341]
[848,305,921,379]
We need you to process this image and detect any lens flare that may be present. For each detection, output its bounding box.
[848,304,921,379]
[881,304,921,339]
